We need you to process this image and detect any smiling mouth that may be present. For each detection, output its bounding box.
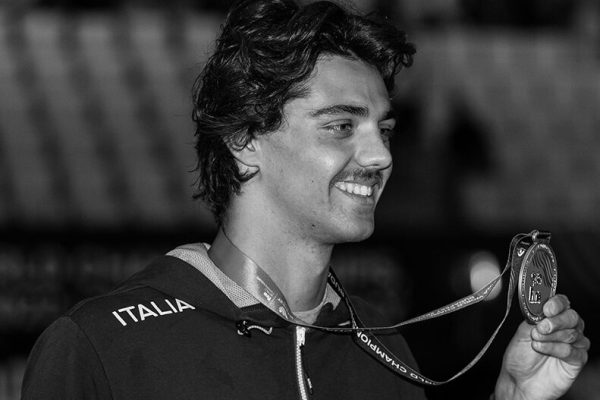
[334,182,374,197]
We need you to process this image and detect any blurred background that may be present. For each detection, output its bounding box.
[0,0,599,399]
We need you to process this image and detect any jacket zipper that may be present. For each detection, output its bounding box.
[295,326,313,400]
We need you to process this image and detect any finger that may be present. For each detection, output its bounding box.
[572,335,592,351]
[535,309,580,335]
[531,340,589,365]
[531,328,581,344]
[577,315,585,331]
[532,334,591,356]
[542,294,570,317]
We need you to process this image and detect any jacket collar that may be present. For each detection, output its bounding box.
[117,252,350,329]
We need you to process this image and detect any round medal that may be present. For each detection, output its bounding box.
[517,241,558,324]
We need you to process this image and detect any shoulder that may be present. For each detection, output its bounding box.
[68,285,181,329]
[65,255,202,333]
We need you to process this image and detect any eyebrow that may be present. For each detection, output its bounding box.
[309,104,369,118]
[308,104,396,121]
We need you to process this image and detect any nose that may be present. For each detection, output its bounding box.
[354,127,393,171]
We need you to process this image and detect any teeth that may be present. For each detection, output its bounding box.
[335,182,374,197]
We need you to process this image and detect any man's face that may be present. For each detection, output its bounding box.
[255,55,394,244]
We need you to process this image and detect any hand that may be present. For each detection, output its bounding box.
[494,294,590,400]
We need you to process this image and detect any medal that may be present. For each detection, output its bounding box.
[513,231,558,323]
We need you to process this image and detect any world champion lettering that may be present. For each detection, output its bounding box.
[425,296,477,318]
[406,278,497,324]
[356,331,433,385]
[426,289,485,317]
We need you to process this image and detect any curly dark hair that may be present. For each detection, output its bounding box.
[192,0,415,224]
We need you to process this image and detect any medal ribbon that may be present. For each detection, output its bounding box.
[215,231,546,386]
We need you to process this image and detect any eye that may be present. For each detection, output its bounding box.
[379,125,396,143]
[324,121,353,137]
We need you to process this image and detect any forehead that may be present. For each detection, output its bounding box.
[294,55,391,116]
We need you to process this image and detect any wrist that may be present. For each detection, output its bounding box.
[494,370,526,400]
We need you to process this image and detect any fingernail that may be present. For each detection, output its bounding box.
[539,320,551,334]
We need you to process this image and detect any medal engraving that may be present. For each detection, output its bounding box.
[517,241,558,324]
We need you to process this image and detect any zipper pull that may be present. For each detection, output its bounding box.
[305,372,313,395]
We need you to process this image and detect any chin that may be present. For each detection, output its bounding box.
[332,220,375,244]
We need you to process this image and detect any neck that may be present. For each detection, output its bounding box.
[214,210,333,312]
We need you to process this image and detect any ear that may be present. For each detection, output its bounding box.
[228,137,261,177]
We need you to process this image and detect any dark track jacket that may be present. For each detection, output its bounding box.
[22,254,427,400]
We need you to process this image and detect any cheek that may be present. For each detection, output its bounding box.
[311,150,344,191]
[293,145,340,179]
[265,135,352,197]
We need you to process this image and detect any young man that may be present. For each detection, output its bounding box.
[22,1,589,399]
